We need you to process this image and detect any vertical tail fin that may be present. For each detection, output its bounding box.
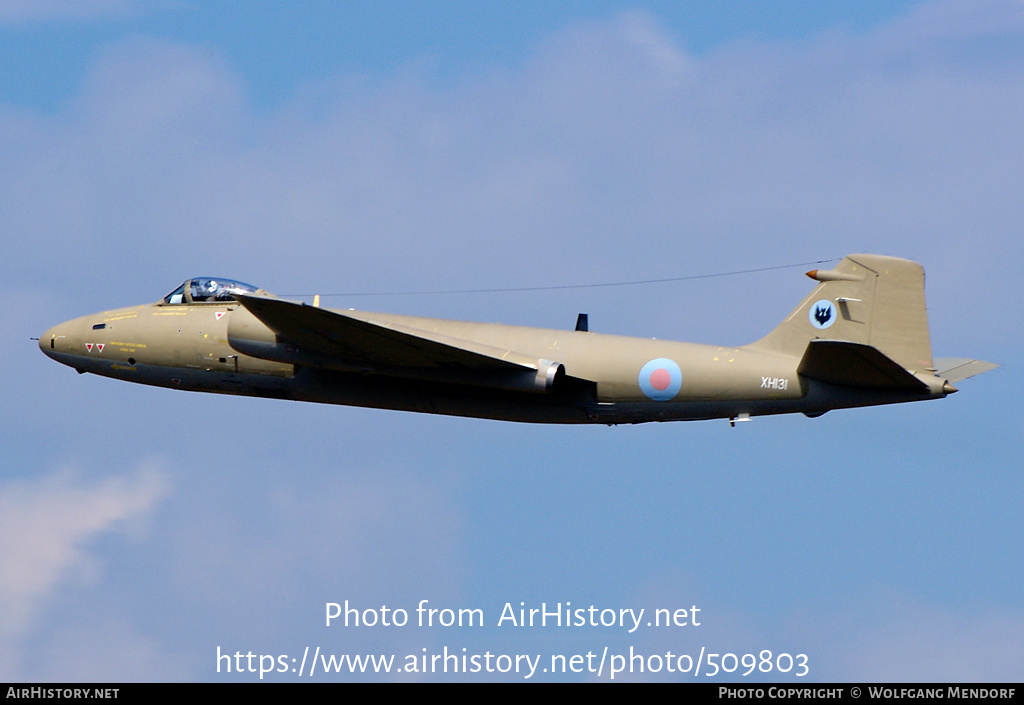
[749,254,934,375]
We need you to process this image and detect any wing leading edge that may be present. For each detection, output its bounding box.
[231,294,581,393]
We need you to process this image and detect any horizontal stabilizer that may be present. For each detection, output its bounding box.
[934,357,998,383]
[798,339,928,391]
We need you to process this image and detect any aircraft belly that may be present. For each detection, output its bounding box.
[49,345,935,423]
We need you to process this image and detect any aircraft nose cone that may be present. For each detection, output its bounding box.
[39,319,83,364]
[40,324,60,358]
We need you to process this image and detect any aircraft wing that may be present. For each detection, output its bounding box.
[233,294,575,391]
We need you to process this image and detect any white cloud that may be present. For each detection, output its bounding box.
[0,463,168,677]
[77,36,244,142]
[873,0,1024,46]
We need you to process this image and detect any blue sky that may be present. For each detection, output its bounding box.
[2,2,924,110]
[3,0,1021,681]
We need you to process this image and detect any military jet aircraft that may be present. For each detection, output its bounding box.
[40,254,994,425]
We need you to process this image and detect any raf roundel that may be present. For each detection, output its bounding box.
[808,299,837,329]
[638,358,682,401]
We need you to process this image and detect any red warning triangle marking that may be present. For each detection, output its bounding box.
[216,311,225,319]
[96,343,105,353]
[85,343,93,352]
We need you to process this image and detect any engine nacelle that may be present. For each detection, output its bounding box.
[533,359,566,392]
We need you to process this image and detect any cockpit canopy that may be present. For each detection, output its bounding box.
[162,278,261,305]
